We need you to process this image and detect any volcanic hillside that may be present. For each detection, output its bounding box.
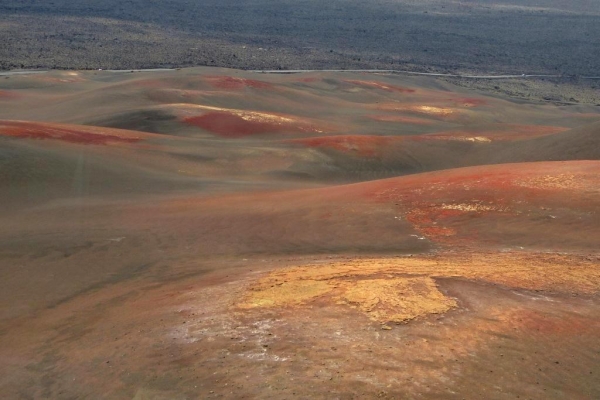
[1,68,599,399]
[1,67,599,316]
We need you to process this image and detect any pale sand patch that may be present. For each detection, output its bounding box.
[516,173,599,191]
[440,202,507,212]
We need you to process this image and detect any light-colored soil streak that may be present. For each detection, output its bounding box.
[239,252,600,324]
[418,124,568,142]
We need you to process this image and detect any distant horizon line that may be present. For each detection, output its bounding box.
[1,67,598,80]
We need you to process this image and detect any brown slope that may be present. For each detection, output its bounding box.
[182,160,598,252]
[0,119,342,191]
[0,121,216,211]
[0,160,596,331]
[11,159,591,260]
[280,121,600,181]
[493,120,600,162]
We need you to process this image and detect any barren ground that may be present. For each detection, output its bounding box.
[0,68,599,399]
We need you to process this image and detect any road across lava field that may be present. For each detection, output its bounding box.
[0,67,599,399]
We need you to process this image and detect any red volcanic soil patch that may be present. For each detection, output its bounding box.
[206,76,273,90]
[297,77,321,83]
[365,114,435,125]
[126,79,166,88]
[0,121,144,145]
[361,161,600,246]
[184,112,313,138]
[0,90,20,99]
[512,309,600,336]
[286,135,396,156]
[344,79,416,93]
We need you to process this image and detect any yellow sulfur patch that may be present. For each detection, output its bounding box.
[337,277,456,323]
[238,252,600,325]
[238,267,457,323]
[239,279,332,309]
